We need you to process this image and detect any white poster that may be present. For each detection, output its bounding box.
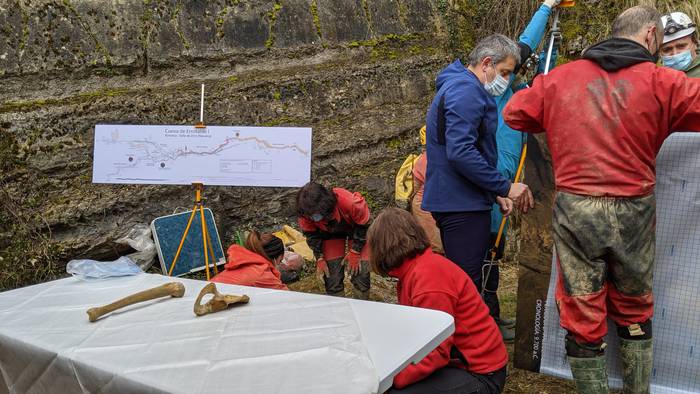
[92,124,312,187]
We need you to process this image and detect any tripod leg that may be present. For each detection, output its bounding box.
[199,204,210,281]
[204,220,219,275]
[168,206,199,276]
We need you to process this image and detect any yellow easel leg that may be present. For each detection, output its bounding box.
[199,203,210,281]
[168,206,198,276]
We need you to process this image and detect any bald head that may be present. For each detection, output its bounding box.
[613,6,663,40]
[612,6,664,56]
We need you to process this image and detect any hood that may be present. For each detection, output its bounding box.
[436,59,474,91]
[225,244,271,270]
[582,38,656,72]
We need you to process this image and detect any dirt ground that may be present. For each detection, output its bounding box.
[288,261,578,394]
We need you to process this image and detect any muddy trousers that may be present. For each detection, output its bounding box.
[432,211,500,319]
[553,192,655,394]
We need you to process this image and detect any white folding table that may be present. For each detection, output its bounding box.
[0,274,454,394]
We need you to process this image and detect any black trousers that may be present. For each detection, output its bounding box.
[432,211,500,319]
[386,366,506,394]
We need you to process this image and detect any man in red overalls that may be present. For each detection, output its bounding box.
[504,6,700,393]
[297,182,371,299]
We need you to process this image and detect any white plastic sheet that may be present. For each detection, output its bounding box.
[539,133,700,393]
[0,274,379,394]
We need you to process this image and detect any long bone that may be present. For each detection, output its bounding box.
[87,282,186,322]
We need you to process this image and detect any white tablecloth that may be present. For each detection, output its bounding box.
[0,273,454,394]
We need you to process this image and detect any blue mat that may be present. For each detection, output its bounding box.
[151,208,226,277]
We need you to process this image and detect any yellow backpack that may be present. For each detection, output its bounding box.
[394,153,420,210]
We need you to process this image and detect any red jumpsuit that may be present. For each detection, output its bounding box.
[504,56,700,345]
[298,188,371,297]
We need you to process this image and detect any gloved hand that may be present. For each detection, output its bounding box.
[543,0,561,8]
[343,250,362,275]
[316,257,329,279]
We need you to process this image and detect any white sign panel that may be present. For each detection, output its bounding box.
[92,124,312,187]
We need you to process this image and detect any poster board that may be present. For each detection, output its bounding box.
[93,124,312,187]
[151,208,225,277]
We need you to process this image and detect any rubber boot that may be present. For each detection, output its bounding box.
[350,261,370,300]
[567,355,609,394]
[619,338,652,394]
[324,258,345,297]
[498,322,515,343]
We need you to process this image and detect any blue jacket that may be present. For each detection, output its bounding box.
[490,4,557,233]
[422,60,511,213]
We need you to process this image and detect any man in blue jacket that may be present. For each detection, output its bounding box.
[422,34,534,332]
[487,0,562,340]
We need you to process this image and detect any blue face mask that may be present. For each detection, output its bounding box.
[662,50,693,71]
[484,63,510,97]
[310,213,324,222]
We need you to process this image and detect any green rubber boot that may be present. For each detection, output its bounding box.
[619,338,653,394]
[567,355,609,394]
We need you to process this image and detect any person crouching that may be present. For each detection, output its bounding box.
[211,231,288,290]
[368,207,507,393]
[297,182,371,300]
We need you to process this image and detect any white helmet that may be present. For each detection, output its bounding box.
[662,12,696,44]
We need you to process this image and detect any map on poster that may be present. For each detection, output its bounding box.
[92,124,312,187]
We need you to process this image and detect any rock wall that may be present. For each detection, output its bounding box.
[3,0,684,289]
[0,0,452,289]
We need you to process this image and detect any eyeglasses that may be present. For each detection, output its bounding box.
[664,15,696,35]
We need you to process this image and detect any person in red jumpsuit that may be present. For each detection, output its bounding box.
[212,230,288,290]
[297,182,371,299]
[503,5,700,393]
[368,207,507,394]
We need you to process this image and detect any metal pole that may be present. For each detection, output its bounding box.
[200,84,205,124]
[544,8,561,75]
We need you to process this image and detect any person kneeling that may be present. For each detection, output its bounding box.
[212,231,288,290]
[368,207,507,393]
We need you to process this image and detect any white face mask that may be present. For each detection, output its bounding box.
[484,63,509,97]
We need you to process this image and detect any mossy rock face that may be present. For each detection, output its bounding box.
[1,0,687,290]
[0,0,447,290]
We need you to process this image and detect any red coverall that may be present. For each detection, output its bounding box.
[503,57,700,345]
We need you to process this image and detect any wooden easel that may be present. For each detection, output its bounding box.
[167,85,219,280]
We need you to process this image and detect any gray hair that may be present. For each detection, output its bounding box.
[466,34,520,67]
[612,6,662,38]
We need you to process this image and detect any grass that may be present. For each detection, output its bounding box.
[626,0,700,22]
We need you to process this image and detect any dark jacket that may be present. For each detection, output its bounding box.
[422,60,511,213]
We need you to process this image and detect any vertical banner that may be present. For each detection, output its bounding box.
[514,133,556,371]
